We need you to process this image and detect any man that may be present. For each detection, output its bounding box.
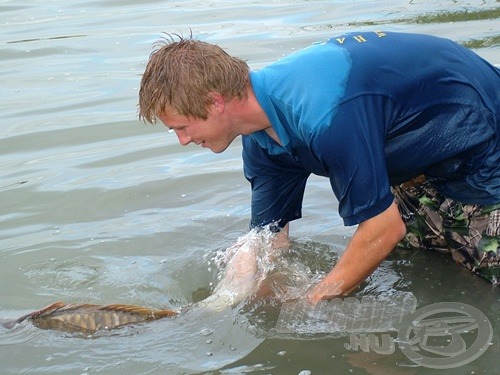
[139,31,500,302]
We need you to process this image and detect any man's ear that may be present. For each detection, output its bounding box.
[208,92,225,113]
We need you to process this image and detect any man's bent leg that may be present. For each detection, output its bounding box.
[392,176,500,285]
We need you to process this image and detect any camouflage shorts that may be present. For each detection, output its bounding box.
[392,176,500,285]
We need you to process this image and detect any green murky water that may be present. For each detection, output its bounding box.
[1,1,498,374]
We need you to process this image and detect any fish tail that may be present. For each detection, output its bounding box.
[1,302,67,329]
[1,318,21,329]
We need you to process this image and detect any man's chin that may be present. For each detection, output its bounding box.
[210,147,226,154]
[208,143,231,154]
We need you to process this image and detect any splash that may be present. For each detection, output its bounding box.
[198,226,289,310]
[2,228,339,335]
[203,227,337,312]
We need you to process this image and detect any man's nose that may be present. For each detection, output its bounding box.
[175,130,191,146]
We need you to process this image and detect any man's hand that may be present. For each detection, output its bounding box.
[211,225,290,305]
[306,201,406,304]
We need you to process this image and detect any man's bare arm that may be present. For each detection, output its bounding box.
[306,201,406,303]
[208,224,291,305]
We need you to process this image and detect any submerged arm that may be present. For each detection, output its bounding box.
[204,225,290,307]
[307,201,406,303]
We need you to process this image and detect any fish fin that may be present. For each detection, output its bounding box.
[29,301,68,318]
[100,304,178,318]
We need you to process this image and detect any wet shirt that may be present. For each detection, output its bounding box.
[243,31,500,228]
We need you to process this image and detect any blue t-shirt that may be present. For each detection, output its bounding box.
[243,31,500,228]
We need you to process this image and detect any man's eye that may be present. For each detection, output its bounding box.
[168,128,175,134]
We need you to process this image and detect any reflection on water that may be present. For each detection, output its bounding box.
[1,0,498,373]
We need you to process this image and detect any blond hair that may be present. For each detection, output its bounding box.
[138,34,249,123]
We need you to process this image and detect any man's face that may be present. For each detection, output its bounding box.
[159,103,236,154]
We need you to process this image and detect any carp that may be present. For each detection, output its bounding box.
[1,230,292,335]
[1,301,178,334]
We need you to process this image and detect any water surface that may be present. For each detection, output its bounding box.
[1,0,499,374]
